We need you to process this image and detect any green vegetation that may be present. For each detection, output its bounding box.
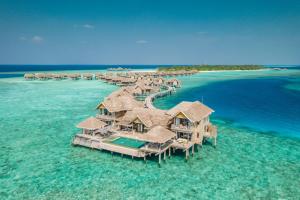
[157,65,264,72]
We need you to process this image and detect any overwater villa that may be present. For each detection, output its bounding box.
[35,73,49,80]
[166,78,181,88]
[83,73,93,80]
[68,73,81,80]
[24,73,35,80]
[131,82,160,97]
[72,70,217,165]
[96,91,144,125]
[52,73,64,80]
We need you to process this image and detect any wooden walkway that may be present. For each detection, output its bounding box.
[144,85,175,109]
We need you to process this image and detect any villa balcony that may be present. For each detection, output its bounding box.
[170,124,193,133]
[203,125,218,138]
[96,114,116,122]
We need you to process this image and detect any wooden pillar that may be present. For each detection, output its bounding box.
[185,148,189,161]
[144,155,146,163]
[158,153,161,165]
[164,151,166,161]
[192,145,194,156]
[168,148,171,158]
[214,137,217,147]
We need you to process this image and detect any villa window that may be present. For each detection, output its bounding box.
[100,108,105,115]
[137,123,144,132]
[175,118,180,126]
[104,109,108,115]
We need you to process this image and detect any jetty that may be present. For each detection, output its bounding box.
[71,69,218,165]
[144,85,175,109]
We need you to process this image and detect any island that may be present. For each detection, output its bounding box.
[157,65,264,72]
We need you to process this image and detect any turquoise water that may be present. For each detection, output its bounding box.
[0,70,300,199]
[111,138,145,149]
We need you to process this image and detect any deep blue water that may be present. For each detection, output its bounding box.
[0,64,299,72]
[159,77,300,138]
[0,73,24,78]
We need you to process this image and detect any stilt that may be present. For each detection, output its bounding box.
[168,148,171,158]
[121,154,123,158]
[132,156,134,161]
[164,151,166,161]
[214,137,217,147]
[158,153,161,165]
[192,145,194,156]
[144,156,146,163]
[185,149,189,161]
[111,152,113,157]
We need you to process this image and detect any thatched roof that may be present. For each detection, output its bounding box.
[24,73,35,78]
[134,82,153,90]
[166,78,180,84]
[108,87,134,97]
[35,73,47,78]
[97,93,143,113]
[68,73,81,78]
[118,126,175,144]
[144,126,176,143]
[76,117,107,130]
[120,107,171,128]
[167,101,214,122]
[83,73,93,77]
[52,74,63,78]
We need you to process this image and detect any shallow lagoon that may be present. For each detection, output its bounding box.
[0,69,300,199]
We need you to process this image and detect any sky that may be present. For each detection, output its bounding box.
[0,0,299,65]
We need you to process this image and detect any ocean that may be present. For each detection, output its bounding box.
[0,66,299,199]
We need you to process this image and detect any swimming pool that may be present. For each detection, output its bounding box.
[111,137,145,149]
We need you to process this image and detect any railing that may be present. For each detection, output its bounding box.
[96,114,115,121]
[170,124,193,133]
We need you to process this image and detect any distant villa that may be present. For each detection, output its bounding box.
[107,67,131,71]
[71,70,218,165]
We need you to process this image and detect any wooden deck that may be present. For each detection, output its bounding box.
[73,134,146,157]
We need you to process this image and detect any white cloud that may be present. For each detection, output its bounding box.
[31,36,44,43]
[82,24,95,29]
[136,40,148,44]
[73,24,95,29]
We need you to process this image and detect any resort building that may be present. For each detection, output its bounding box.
[167,101,217,145]
[96,92,144,125]
[72,70,217,164]
[83,73,93,80]
[24,73,35,80]
[166,78,181,88]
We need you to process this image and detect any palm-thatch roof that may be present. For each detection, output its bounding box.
[143,125,176,143]
[120,107,171,128]
[167,101,214,122]
[97,93,143,113]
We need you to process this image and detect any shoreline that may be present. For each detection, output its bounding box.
[198,68,271,73]
[0,68,271,75]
